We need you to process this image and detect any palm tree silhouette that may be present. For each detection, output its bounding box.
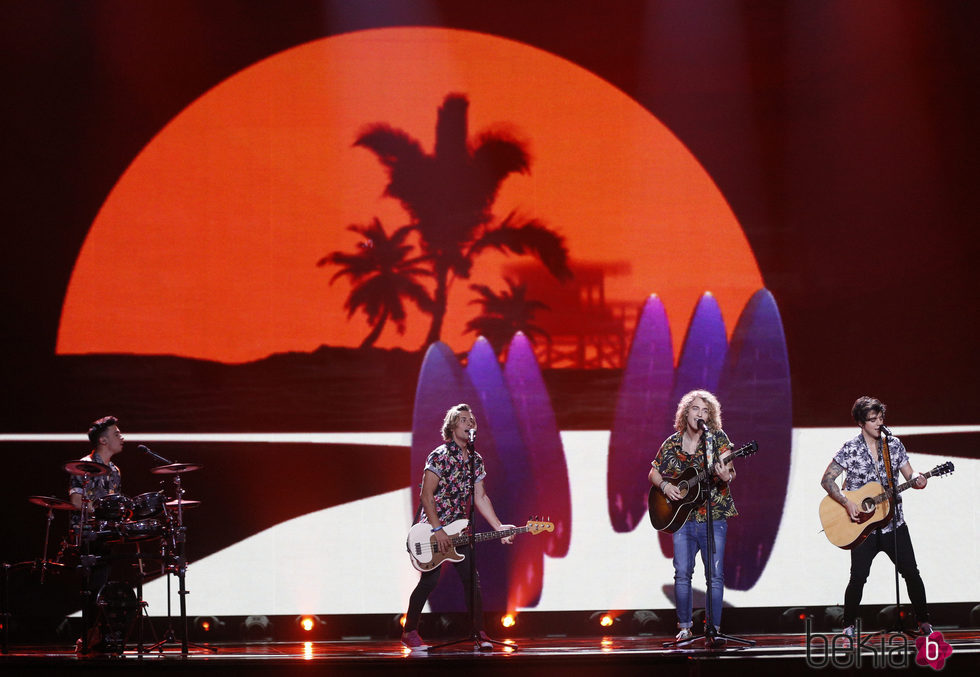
[317,219,432,348]
[465,278,550,356]
[354,93,572,346]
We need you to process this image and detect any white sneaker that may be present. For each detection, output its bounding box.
[675,627,693,641]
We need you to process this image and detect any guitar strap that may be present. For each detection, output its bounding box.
[880,434,896,498]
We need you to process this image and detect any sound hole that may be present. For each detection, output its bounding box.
[861,498,876,512]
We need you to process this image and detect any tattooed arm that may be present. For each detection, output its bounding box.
[821,460,860,521]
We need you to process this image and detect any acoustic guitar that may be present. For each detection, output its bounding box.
[647,441,758,533]
[818,461,954,549]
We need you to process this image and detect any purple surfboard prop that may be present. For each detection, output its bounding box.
[466,336,542,609]
[717,289,792,590]
[659,292,729,557]
[607,295,675,532]
[505,331,571,559]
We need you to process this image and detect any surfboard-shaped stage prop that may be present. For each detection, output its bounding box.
[607,295,675,533]
[717,289,792,590]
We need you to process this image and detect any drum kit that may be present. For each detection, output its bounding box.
[16,457,207,656]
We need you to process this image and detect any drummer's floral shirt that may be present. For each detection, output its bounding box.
[68,453,122,507]
[652,429,738,522]
[416,440,487,525]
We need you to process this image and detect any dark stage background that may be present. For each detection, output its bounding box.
[1,0,978,615]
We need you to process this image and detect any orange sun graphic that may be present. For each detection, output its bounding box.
[57,27,762,364]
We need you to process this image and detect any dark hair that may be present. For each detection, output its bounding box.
[851,397,886,424]
[87,415,119,445]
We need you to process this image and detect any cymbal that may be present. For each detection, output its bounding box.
[150,462,203,475]
[63,460,109,476]
[165,499,201,510]
[28,495,79,511]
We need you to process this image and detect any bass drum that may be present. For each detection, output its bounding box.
[131,491,166,519]
[93,494,133,522]
[120,518,164,541]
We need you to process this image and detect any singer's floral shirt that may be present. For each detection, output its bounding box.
[653,429,738,522]
[833,434,909,532]
[417,440,487,525]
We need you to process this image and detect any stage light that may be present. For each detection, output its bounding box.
[296,615,323,633]
[194,615,223,635]
[243,615,273,641]
[877,605,904,629]
[631,609,662,634]
[823,605,845,629]
[399,614,406,628]
[501,613,517,629]
[780,607,809,631]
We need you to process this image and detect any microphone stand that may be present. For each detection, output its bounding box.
[875,430,910,637]
[665,426,754,650]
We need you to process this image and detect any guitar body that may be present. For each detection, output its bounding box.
[648,466,704,533]
[648,441,759,533]
[406,518,469,572]
[818,482,892,549]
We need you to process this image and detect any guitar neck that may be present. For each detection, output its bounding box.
[452,525,528,546]
[874,468,940,503]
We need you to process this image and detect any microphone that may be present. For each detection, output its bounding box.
[467,429,476,445]
[138,444,172,465]
[880,425,893,438]
[697,419,709,433]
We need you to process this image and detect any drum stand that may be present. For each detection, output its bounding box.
[146,473,215,656]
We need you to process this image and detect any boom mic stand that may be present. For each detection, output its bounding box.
[429,432,516,652]
[665,426,754,650]
[873,428,910,637]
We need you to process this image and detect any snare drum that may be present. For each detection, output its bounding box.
[93,493,133,522]
[120,518,164,541]
[131,491,166,519]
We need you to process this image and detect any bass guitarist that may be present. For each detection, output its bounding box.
[401,403,514,651]
[648,390,736,643]
[819,396,932,638]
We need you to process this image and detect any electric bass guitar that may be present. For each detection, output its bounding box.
[647,441,759,533]
[818,461,954,549]
[406,518,554,572]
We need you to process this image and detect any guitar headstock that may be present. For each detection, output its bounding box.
[525,517,555,535]
[734,440,759,458]
[929,461,954,478]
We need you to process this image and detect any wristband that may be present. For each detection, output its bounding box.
[660,480,668,492]
[431,525,443,533]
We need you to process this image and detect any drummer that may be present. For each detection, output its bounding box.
[69,416,124,514]
[68,415,125,656]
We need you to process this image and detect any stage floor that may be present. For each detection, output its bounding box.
[3,630,980,675]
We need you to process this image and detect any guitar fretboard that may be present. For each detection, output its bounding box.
[451,525,530,546]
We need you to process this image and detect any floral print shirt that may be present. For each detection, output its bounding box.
[417,440,487,525]
[653,429,738,522]
[833,434,909,533]
[68,453,122,524]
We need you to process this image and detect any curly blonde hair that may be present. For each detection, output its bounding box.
[673,390,722,433]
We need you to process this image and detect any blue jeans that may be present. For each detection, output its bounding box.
[672,518,727,629]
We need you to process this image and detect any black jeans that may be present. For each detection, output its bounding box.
[844,522,929,626]
[404,545,483,632]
